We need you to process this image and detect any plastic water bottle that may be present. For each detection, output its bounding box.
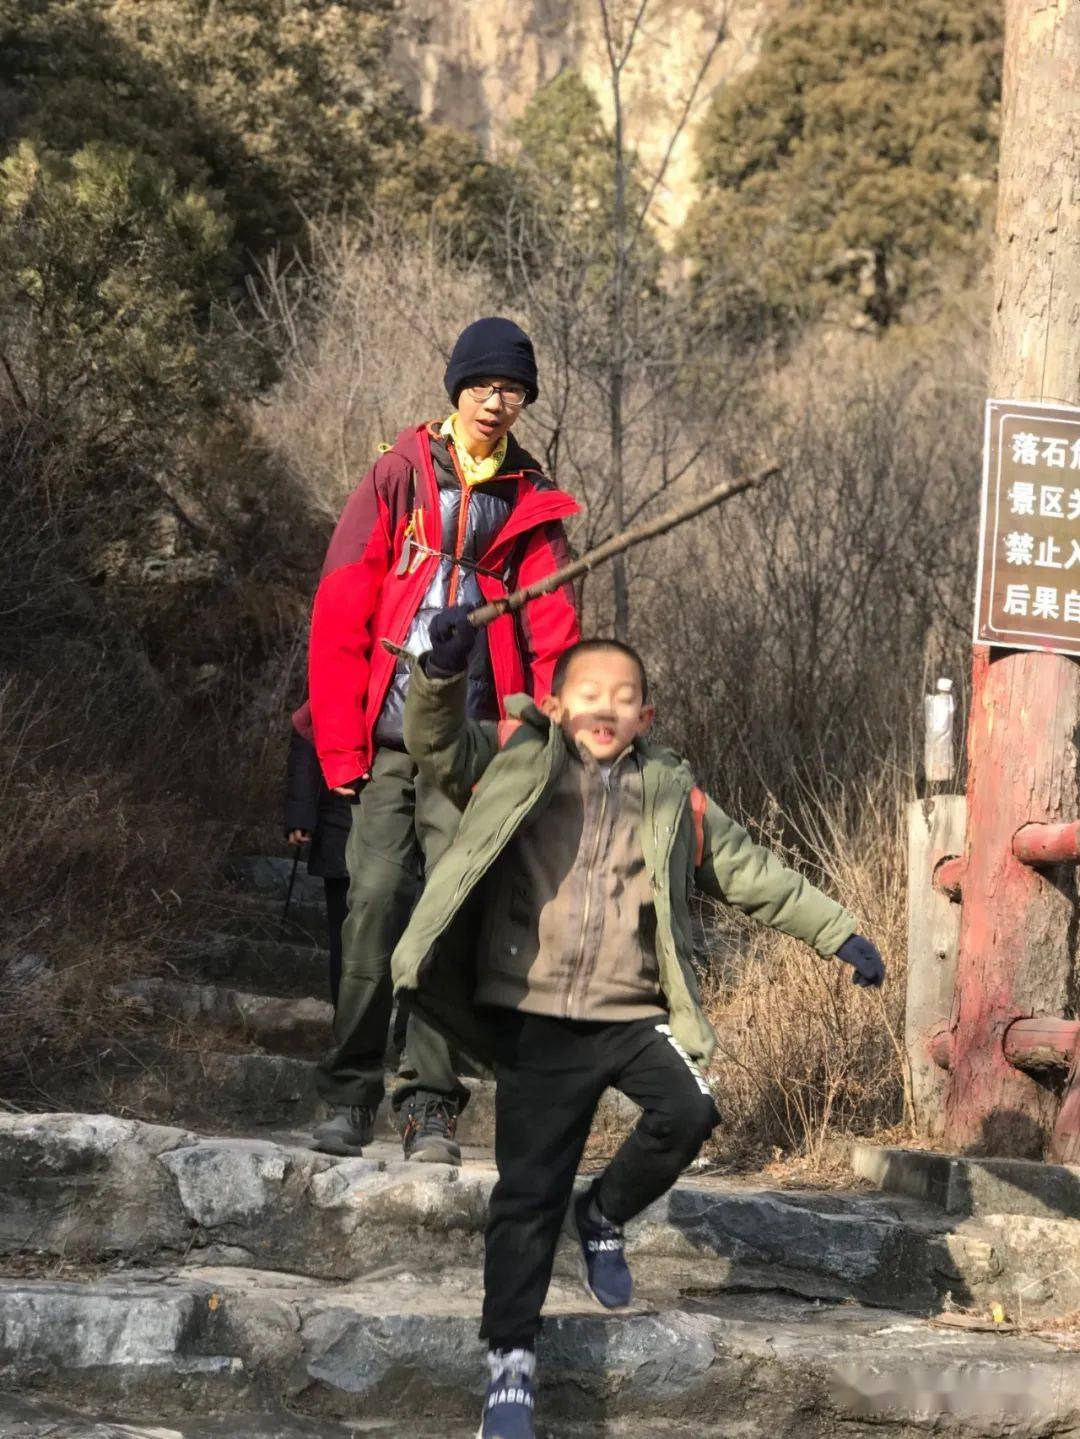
[924,678,955,783]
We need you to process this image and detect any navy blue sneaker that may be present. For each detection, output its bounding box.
[478,1349,536,1439]
[573,1186,633,1308]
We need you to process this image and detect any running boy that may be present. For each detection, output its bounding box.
[306,318,579,1162]
[392,610,885,1439]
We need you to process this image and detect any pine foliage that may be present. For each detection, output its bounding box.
[686,0,1002,330]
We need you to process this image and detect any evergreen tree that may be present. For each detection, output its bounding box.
[0,0,415,256]
[685,0,1002,331]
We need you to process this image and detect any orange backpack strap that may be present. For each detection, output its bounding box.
[497,718,523,747]
[690,786,708,868]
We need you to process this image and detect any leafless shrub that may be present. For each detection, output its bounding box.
[635,330,982,817]
[700,762,912,1166]
[246,219,499,520]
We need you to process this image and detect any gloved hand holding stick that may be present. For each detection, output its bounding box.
[382,462,780,664]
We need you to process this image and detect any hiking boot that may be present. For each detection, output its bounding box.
[401,1092,461,1165]
[311,1105,375,1156]
[572,1185,633,1308]
[477,1348,536,1439]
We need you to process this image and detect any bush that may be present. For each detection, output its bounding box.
[0,0,415,256]
[634,329,982,818]
[685,0,1001,331]
[0,139,241,459]
[701,767,911,1165]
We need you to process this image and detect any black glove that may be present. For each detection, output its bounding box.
[835,934,885,988]
[426,605,477,676]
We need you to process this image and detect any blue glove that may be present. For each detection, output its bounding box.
[835,934,885,988]
[426,605,477,676]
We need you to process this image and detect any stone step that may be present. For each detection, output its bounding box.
[2,1263,1078,1435]
[171,934,330,1000]
[194,893,331,947]
[853,1141,1080,1221]
[83,1045,327,1131]
[0,1394,368,1438]
[112,978,334,1058]
[4,1111,1073,1318]
[0,1393,736,1439]
[225,855,326,907]
[0,1393,533,1439]
[78,1029,632,1144]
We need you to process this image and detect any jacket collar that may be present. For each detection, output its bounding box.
[391,425,579,555]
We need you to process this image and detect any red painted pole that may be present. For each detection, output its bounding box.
[1013,822,1080,867]
[943,649,1078,1154]
[931,856,965,902]
[940,1,1080,1158]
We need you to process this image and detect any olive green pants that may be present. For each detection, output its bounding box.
[315,748,466,1112]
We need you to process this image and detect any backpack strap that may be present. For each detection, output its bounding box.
[690,786,707,868]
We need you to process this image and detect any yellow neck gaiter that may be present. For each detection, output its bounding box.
[441,413,508,486]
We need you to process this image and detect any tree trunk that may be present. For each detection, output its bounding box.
[608,11,629,641]
[942,0,1080,1156]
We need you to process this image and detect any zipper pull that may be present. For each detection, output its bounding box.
[396,513,417,577]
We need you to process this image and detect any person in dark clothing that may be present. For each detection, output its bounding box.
[283,724,352,1006]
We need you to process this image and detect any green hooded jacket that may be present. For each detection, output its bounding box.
[391,664,857,1069]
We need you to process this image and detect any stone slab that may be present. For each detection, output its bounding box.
[225,857,325,907]
[174,935,330,1001]
[4,1273,1080,1435]
[0,1394,751,1438]
[12,1115,1080,1315]
[853,1142,1080,1220]
[112,979,333,1057]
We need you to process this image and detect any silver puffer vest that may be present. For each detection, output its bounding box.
[373,433,517,749]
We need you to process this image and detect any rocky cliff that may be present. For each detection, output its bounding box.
[393,0,777,235]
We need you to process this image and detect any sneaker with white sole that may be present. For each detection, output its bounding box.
[572,1184,633,1308]
[477,1348,535,1439]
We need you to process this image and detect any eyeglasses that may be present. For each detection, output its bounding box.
[464,382,528,409]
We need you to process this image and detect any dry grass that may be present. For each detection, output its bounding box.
[581,765,915,1176]
[247,220,497,522]
[0,670,231,1108]
[700,763,913,1168]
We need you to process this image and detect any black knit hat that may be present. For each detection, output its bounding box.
[444,317,539,406]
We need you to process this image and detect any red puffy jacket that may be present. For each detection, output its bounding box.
[306,424,580,789]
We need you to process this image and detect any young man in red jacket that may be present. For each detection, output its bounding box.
[306,317,580,1162]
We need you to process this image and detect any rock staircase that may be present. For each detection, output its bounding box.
[5,857,1080,1437]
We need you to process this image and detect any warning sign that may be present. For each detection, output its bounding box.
[975,398,1080,656]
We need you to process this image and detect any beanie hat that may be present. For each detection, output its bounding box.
[444,317,539,406]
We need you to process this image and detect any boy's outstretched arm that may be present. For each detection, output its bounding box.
[402,608,499,809]
[694,795,860,960]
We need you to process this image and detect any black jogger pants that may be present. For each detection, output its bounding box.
[480,1011,719,1352]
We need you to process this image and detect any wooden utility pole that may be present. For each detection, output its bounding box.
[941,0,1080,1156]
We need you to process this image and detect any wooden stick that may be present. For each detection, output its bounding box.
[380,462,779,662]
[471,462,779,627]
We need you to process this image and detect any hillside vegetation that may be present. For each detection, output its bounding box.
[1,0,996,1157]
